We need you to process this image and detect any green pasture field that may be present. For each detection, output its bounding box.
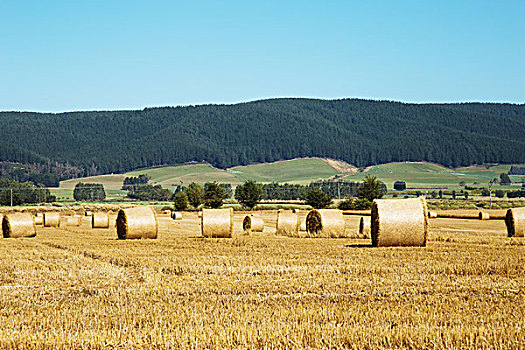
[230,158,338,184]
[59,160,525,195]
[343,162,525,191]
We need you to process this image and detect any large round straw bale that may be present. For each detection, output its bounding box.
[92,212,110,228]
[163,209,171,215]
[276,209,300,236]
[306,209,346,238]
[478,211,490,220]
[359,216,371,236]
[243,214,264,233]
[116,207,158,239]
[428,211,438,219]
[85,211,93,217]
[2,213,36,238]
[171,211,182,220]
[300,219,307,232]
[505,207,525,237]
[64,216,81,227]
[371,197,428,247]
[43,212,60,227]
[34,215,43,225]
[201,208,233,238]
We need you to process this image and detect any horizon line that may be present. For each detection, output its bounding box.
[1,96,524,114]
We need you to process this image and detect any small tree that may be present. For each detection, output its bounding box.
[357,175,385,202]
[500,173,511,185]
[438,190,443,199]
[338,197,371,210]
[304,188,333,209]
[393,181,406,191]
[495,190,505,198]
[173,192,188,211]
[185,182,203,209]
[464,191,469,200]
[452,190,456,199]
[73,183,106,201]
[235,180,263,210]
[203,182,227,208]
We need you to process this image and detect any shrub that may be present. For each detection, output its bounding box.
[393,181,406,191]
[500,173,511,185]
[338,197,372,210]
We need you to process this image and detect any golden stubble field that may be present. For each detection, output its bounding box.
[0,210,523,349]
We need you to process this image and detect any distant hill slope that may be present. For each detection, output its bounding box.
[60,158,347,189]
[59,159,525,193]
[1,98,525,174]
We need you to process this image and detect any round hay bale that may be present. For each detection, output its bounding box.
[359,216,371,236]
[478,211,490,220]
[64,216,81,227]
[243,214,264,233]
[305,209,346,238]
[171,211,183,220]
[436,211,478,219]
[300,219,307,232]
[276,210,300,236]
[116,207,158,239]
[2,213,36,238]
[428,211,438,219]
[85,211,93,217]
[34,215,43,225]
[371,197,428,247]
[163,209,171,215]
[201,208,233,238]
[43,212,60,227]
[92,212,110,228]
[505,207,525,237]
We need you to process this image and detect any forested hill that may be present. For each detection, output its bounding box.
[1,98,524,175]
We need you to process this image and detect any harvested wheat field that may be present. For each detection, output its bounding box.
[0,210,523,349]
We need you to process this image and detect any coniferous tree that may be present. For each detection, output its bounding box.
[203,182,227,208]
[357,175,385,202]
[173,192,188,211]
[185,182,203,209]
[304,188,333,209]
[235,180,263,210]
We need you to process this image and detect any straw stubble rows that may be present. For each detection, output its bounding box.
[0,212,523,349]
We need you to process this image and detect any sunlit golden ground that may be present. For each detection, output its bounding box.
[0,210,523,349]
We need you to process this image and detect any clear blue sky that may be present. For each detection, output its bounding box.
[1,0,523,112]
